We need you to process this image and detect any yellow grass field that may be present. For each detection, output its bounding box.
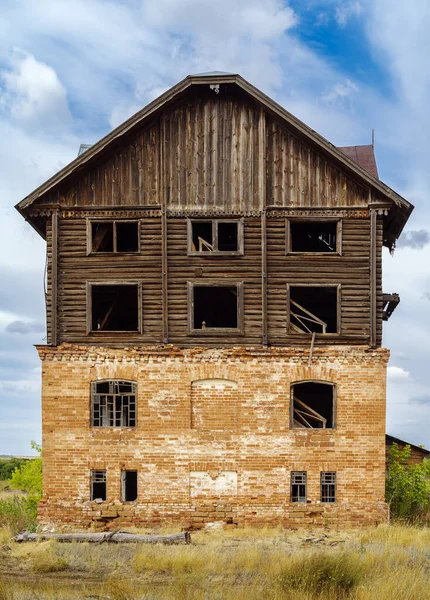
[0,522,429,600]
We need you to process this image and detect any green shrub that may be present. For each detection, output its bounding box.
[279,550,364,597]
[0,496,37,532]
[0,458,28,481]
[386,443,430,519]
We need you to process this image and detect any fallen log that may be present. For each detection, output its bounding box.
[15,531,191,545]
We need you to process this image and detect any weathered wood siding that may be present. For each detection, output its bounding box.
[167,217,262,347]
[57,217,162,344]
[267,217,372,345]
[46,94,369,214]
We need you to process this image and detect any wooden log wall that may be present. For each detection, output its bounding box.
[57,217,162,345]
[51,213,379,347]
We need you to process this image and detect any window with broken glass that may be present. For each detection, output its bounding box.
[291,381,335,429]
[291,471,307,503]
[121,470,138,502]
[88,220,140,254]
[287,219,340,254]
[91,470,107,501]
[320,472,336,503]
[91,380,137,427]
[287,285,340,334]
[187,219,244,255]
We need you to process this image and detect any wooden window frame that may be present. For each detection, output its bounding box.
[90,379,137,428]
[290,380,337,430]
[290,471,307,503]
[286,283,341,336]
[320,471,337,503]
[87,219,141,255]
[90,469,107,502]
[187,280,245,336]
[286,217,342,256]
[86,280,143,335]
[187,218,244,256]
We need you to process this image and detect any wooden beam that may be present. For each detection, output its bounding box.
[370,206,377,347]
[51,208,58,346]
[259,108,267,346]
[160,116,169,343]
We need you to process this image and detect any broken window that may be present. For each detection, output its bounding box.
[91,470,107,501]
[91,380,137,427]
[90,284,140,332]
[188,220,243,254]
[90,221,139,253]
[121,470,138,502]
[288,286,339,334]
[291,382,335,429]
[288,220,339,253]
[321,472,336,503]
[189,283,243,332]
[291,471,307,503]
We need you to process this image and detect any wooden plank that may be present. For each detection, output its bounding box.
[161,116,169,343]
[51,208,58,346]
[370,206,377,347]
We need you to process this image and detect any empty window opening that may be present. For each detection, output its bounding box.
[289,286,338,334]
[193,286,238,329]
[92,222,113,253]
[290,221,338,253]
[121,470,138,501]
[91,221,139,253]
[291,382,335,429]
[291,471,307,503]
[91,380,136,427]
[321,472,336,503]
[218,222,238,251]
[192,222,214,252]
[91,285,138,331]
[91,470,106,501]
[190,220,241,254]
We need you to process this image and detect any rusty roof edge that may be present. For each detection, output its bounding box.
[16,72,413,222]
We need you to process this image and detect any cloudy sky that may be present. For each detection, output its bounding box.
[0,0,429,455]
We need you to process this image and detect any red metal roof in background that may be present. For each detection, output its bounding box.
[338,145,379,179]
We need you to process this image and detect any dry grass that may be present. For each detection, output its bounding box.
[0,523,429,599]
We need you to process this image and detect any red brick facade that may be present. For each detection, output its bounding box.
[38,343,389,529]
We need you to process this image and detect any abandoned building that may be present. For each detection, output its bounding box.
[16,72,413,528]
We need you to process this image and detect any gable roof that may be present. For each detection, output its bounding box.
[16,73,413,244]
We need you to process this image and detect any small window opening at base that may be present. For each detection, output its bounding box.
[218,222,238,251]
[289,286,338,334]
[91,470,106,501]
[192,222,213,252]
[291,471,307,503]
[290,221,337,253]
[321,472,336,503]
[116,222,139,253]
[121,470,138,502]
[292,382,335,429]
[193,286,238,329]
[91,285,138,331]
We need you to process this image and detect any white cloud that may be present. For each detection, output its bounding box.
[0,48,71,130]
[321,79,359,108]
[387,366,410,381]
[335,1,362,26]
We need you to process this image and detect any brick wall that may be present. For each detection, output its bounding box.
[37,344,389,529]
